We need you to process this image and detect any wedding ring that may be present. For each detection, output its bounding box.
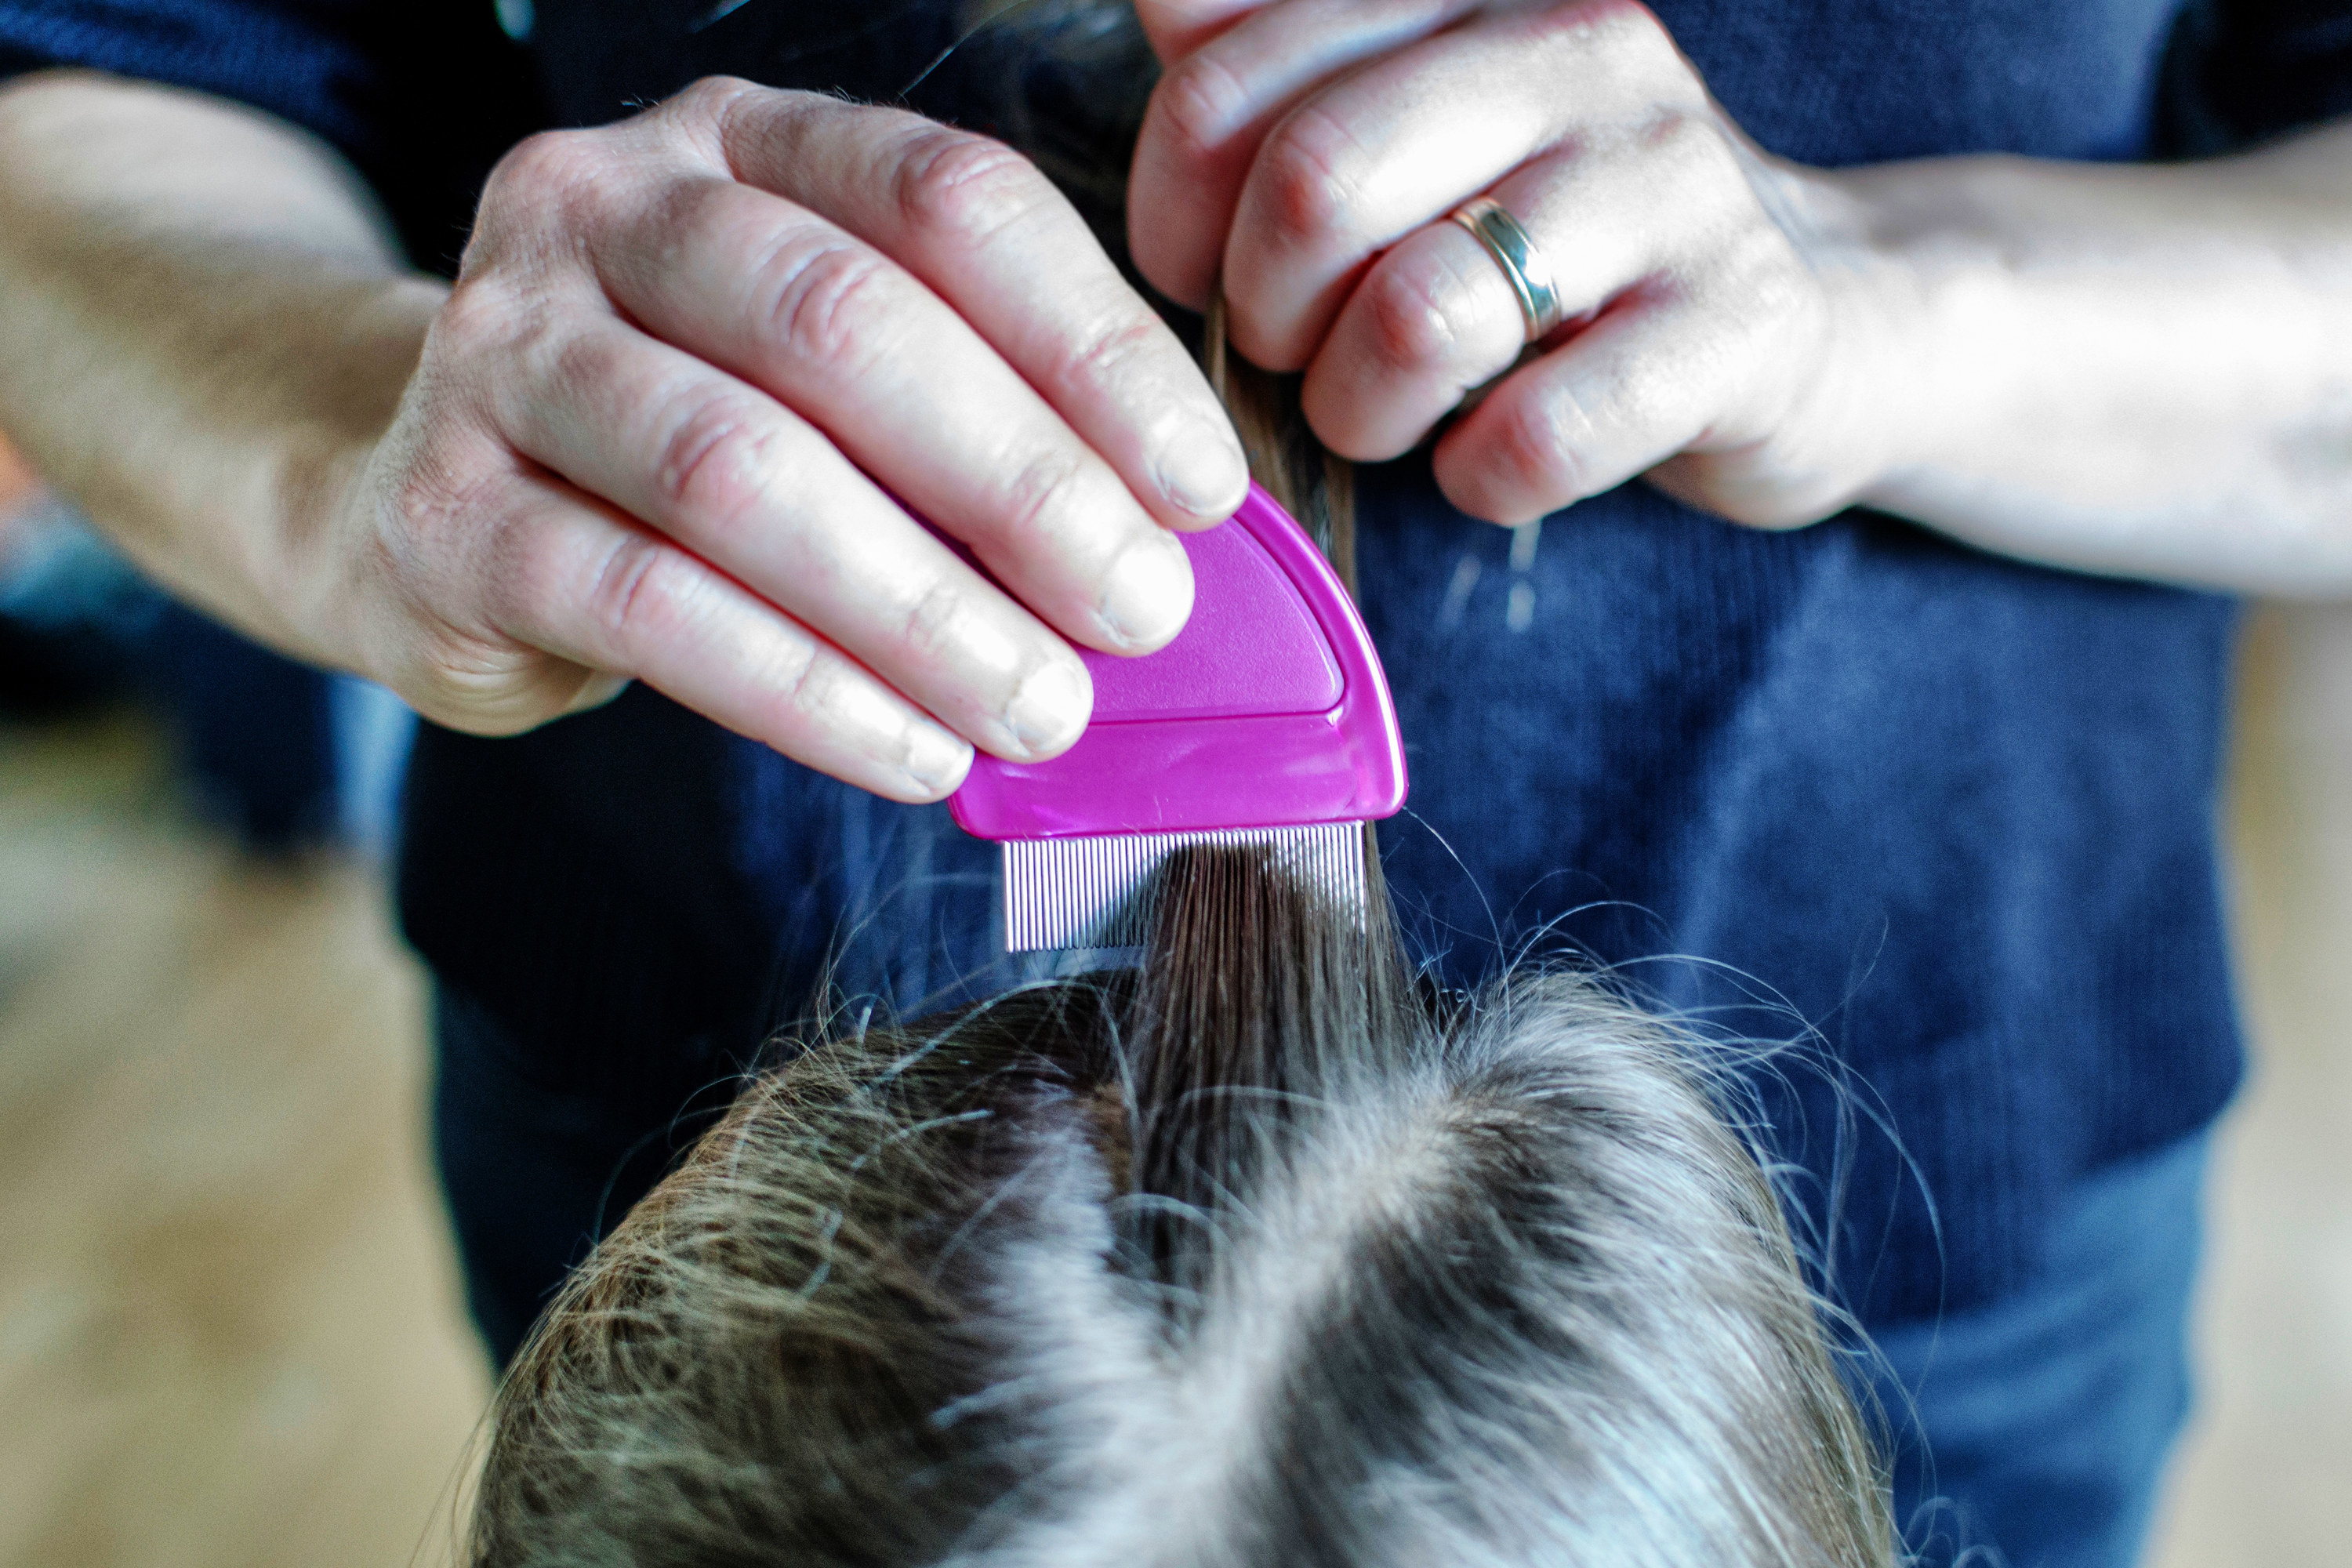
[1449,195,1563,343]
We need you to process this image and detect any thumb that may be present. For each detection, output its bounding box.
[559,668,634,716]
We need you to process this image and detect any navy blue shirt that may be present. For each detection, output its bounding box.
[9,0,2349,1325]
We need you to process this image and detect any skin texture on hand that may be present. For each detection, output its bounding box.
[1129,0,2352,593]
[0,71,1250,802]
[3,4,2352,817]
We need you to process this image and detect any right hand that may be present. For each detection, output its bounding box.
[324,77,1247,801]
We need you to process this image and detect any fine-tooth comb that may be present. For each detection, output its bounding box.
[949,481,1409,951]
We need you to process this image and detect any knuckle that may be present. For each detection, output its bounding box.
[1624,8,1694,80]
[658,74,776,165]
[485,129,609,227]
[1560,0,1674,65]
[763,639,832,724]
[1359,255,1466,376]
[583,532,676,658]
[889,126,1053,249]
[993,449,1089,553]
[1651,111,1746,212]
[1540,2,1704,107]
[651,391,781,538]
[762,89,884,163]
[895,578,971,664]
[666,74,759,125]
[1061,306,1169,394]
[1152,49,1249,165]
[1499,390,1592,501]
[1252,105,1359,254]
[757,234,903,376]
[1617,1,1676,53]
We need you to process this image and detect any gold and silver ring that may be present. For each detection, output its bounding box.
[1448,195,1563,343]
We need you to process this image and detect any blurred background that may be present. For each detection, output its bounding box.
[0,425,2345,1568]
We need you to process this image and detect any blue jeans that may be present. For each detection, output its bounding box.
[1867,1132,2209,1568]
[434,989,2208,1568]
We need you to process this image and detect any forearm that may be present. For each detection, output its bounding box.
[1828,124,2352,595]
[0,70,1251,794]
[0,71,439,663]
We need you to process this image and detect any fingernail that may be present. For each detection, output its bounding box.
[1156,412,1250,520]
[1004,659,1091,756]
[900,723,973,799]
[1095,532,1193,650]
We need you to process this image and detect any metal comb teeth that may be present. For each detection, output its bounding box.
[1000,823,1368,952]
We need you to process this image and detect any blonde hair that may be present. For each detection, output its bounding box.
[468,848,1892,1566]
[470,12,1892,1559]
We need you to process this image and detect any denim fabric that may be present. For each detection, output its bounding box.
[434,985,639,1367]
[9,0,2325,1367]
[387,0,2259,1328]
[1868,1133,2209,1568]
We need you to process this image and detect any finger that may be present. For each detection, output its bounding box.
[1432,294,1736,525]
[486,311,1096,764]
[584,174,1196,660]
[1130,0,1485,309]
[1303,118,1752,459]
[1131,0,1272,62]
[718,95,1250,530]
[473,468,977,803]
[1219,1,1707,369]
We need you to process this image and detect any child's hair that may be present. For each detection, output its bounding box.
[465,16,1889,1559]
[466,847,1893,1566]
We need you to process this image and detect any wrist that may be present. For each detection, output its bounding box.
[1688,152,1947,523]
[1814,158,2035,518]
[271,274,443,675]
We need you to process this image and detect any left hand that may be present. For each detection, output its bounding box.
[1127,0,1895,529]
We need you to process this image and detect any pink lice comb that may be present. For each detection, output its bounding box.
[950,482,1408,951]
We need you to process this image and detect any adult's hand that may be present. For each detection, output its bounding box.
[359,78,1254,800]
[1127,0,1870,529]
[1123,0,2352,593]
[0,74,1250,802]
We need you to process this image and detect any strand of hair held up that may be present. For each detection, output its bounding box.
[1202,286,1357,598]
[1201,282,1386,919]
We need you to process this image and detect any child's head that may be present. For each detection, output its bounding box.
[468,848,1891,1566]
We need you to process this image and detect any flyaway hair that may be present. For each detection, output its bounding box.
[466,11,1892,1559]
[466,847,1894,1566]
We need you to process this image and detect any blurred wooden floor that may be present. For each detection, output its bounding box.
[0,611,2347,1567]
[2151,604,2352,1566]
[0,713,485,1568]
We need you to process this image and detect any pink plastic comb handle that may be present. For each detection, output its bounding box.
[949,482,1407,841]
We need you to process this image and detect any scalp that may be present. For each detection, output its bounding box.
[468,852,1890,1568]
